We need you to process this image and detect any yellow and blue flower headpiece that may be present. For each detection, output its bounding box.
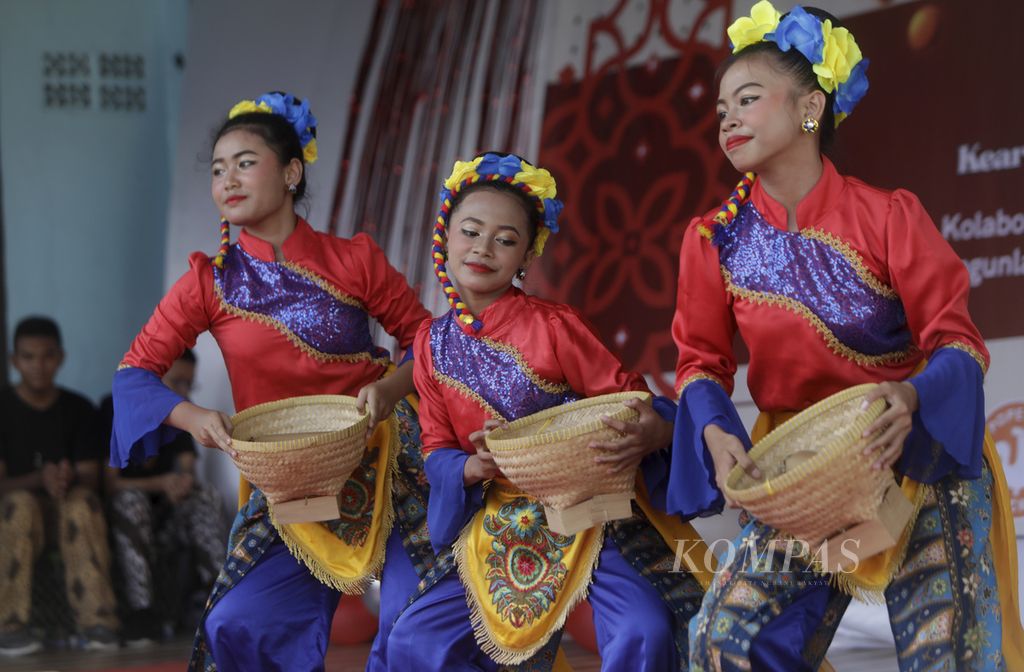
[432,152,564,331]
[228,92,319,164]
[213,91,318,269]
[728,1,869,126]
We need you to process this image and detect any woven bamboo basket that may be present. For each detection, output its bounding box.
[229,395,369,506]
[724,384,906,544]
[484,391,651,532]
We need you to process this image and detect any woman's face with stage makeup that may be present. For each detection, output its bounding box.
[446,188,534,311]
[210,129,297,227]
[716,56,811,173]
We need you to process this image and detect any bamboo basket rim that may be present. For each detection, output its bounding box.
[724,383,885,499]
[485,391,652,451]
[229,394,368,454]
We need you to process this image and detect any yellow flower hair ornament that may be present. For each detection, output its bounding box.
[228,91,318,164]
[728,1,869,125]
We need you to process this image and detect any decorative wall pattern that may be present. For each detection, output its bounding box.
[42,51,145,112]
[529,0,735,394]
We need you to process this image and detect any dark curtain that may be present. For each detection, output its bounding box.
[328,0,547,326]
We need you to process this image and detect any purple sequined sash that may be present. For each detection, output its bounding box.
[714,203,911,357]
[430,312,579,420]
[214,246,384,358]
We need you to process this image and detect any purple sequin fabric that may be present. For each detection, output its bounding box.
[430,312,579,420]
[214,245,384,358]
[714,203,911,357]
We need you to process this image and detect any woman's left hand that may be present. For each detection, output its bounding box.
[861,381,919,471]
[590,398,673,474]
[356,379,399,439]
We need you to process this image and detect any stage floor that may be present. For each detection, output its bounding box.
[0,638,604,672]
[0,636,904,672]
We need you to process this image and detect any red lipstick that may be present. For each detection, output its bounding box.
[726,136,751,151]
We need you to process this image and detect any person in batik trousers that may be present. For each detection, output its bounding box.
[102,349,227,644]
[669,3,1024,670]
[387,152,717,672]
[0,317,119,655]
[109,92,438,672]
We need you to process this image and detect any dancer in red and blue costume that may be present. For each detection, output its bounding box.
[110,92,436,671]
[387,152,716,671]
[670,4,1024,670]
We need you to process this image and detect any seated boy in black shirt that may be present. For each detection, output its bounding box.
[0,317,119,655]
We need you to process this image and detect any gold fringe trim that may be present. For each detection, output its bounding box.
[433,370,507,422]
[676,372,726,399]
[453,510,605,666]
[829,483,931,602]
[478,337,573,395]
[116,363,133,371]
[800,228,899,300]
[213,282,391,367]
[940,341,989,375]
[268,416,400,593]
[721,267,915,368]
[279,260,366,309]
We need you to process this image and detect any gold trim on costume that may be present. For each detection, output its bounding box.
[939,341,989,375]
[676,372,726,398]
[478,337,574,395]
[433,370,507,422]
[830,482,930,602]
[721,267,915,368]
[800,228,899,299]
[279,260,366,309]
[453,486,604,666]
[268,413,400,593]
[213,283,391,367]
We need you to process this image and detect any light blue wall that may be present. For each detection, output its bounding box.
[0,0,188,400]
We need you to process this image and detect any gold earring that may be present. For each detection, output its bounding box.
[801,116,820,134]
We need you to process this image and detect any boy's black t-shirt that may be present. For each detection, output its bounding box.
[0,386,101,477]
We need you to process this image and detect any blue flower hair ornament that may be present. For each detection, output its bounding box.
[728,1,870,125]
[229,91,319,164]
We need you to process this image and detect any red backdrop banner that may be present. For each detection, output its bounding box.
[840,0,1024,340]
[531,0,1023,395]
[530,0,735,395]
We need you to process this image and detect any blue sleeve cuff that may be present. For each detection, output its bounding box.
[664,379,750,519]
[651,395,676,423]
[640,395,677,511]
[399,347,414,365]
[110,367,185,468]
[903,348,985,483]
[423,447,485,553]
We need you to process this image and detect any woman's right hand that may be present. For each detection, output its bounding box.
[464,420,504,486]
[168,401,236,457]
[703,423,761,508]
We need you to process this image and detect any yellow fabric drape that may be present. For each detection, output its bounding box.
[454,479,603,666]
[455,474,717,666]
[752,411,1024,667]
[237,414,398,594]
